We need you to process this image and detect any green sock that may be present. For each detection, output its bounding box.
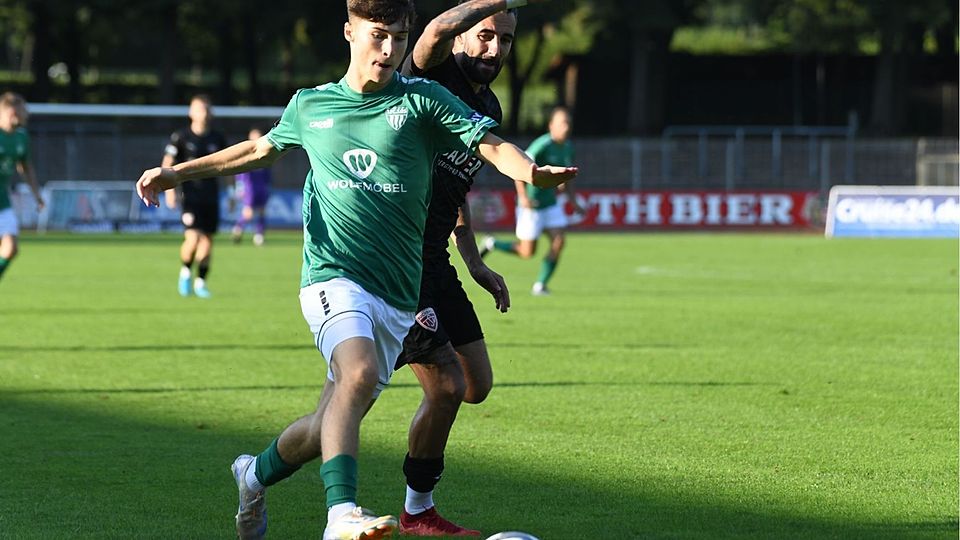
[254,438,301,487]
[537,257,558,285]
[493,239,515,253]
[320,454,358,508]
[0,257,8,279]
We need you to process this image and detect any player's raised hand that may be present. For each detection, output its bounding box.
[530,163,577,189]
[136,167,179,207]
[470,264,510,313]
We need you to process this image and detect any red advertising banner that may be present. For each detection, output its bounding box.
[467,190,821,230]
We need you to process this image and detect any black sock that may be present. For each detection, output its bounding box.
[197,261,210,280]
[403,453,444,494]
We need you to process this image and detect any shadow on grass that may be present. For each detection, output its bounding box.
[0,343,309,353]
[492,342,680,350]
[2,396,955,539]
[6,381,776,396]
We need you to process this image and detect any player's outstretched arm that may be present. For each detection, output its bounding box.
[136,137,280,207]
[413,0,543,72]
[476,132,577,189]
[16,161,44,211]
[452,203,510,312]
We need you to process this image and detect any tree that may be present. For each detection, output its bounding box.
[576,0,705,134]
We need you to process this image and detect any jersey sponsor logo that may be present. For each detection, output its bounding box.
[342,149,378,179]
[385,106,408,131]
[439,149,484,180]
[309,118,334,129]
[415,307,439,332]
[326,179,407,193]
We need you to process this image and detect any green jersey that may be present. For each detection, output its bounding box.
[267,73,497,312]
[524,133,574,209]
[0,127,30,211]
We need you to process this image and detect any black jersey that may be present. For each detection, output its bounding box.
[164,128,227,205]
[401,53,503,264]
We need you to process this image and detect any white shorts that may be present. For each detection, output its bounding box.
[299,277,414,398]
[0,208,19,236]
[515,203,568,241]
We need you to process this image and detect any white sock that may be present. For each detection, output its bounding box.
[179,266,191,279]
[328,502,357,524]
[244,459,265,492]
[194,277,206,288]
[404,486,435,515]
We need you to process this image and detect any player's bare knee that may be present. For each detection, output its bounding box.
[463,381,491,404]
[336,362,379,395]
[2,242,18,260]
[423,356,466,405]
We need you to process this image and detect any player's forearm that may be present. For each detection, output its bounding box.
[17,162,42,199]
[452,205,485,273]
[432,0,515,39]
[514,179,527,199]
[478,134,535,184]
[170,140,273,183]
[453,225,485,273]
[416,0,519,70]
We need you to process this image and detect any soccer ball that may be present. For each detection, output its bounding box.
[485,533,540,540]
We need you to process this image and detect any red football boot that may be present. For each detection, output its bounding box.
[400,507,481,537]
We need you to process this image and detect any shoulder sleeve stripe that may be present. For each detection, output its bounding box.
[464,116,498,152]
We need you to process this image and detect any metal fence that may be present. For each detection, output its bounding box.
[20,105,960,192]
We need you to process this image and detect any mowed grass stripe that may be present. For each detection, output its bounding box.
[0,232,955,539]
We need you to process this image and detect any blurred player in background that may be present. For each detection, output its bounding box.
[163,94,229,298]
[134,0,575,538]
[482,105,583,295]
[395,0,543,535]
[0,92,44,282]
[231,127,272,247]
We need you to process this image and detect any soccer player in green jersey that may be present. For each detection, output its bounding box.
[0,92,44,282]
[482,105,584,295]
[135,1,576,539]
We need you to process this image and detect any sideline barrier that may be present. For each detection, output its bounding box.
[824,185,960,238]
[19,184,824,232]
[467,190,821,230]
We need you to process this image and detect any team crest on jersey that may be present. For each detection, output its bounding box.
[415,308,438,332]
[342,149,378,179]
[386,106,408,131]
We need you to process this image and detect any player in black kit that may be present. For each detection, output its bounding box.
[395,0,544,536]
[162,94,228,298]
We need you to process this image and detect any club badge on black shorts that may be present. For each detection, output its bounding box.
[415,308,439,333]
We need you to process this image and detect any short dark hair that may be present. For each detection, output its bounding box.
[550,105,570,119]
[0,91,26,109]
[347,0,416,26]
[190,93,212,106]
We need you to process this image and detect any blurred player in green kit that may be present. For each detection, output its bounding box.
[0,92,44,283]
[482,105,584,295]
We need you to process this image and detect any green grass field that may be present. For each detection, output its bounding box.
[1,231,957,539]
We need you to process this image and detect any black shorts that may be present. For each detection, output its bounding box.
[396,263,484,369]
[181,199,220,235]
